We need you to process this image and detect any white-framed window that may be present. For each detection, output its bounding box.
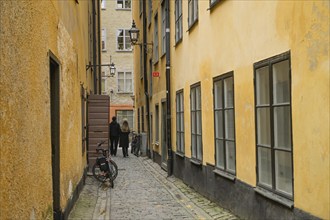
[153,14,159,63]
[175,0,183,43]
[254,51,293,199]
[117,71,133,93]
[161,1,166,55]
[176,90,184,153]
[101,28,106,51]
[101,0,106,9]
[117,110,134,129]
[117,0,131,9]
[188,0,198,28]
[191,83,202,161]
[117,29,132,51]
[214,73,236,174]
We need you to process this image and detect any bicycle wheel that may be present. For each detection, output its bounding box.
[108,159,118,181]
[92,163,107,182]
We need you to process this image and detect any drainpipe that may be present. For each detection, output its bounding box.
[97,0,101,94]
[92,0,97,94]
[165,0,173,176]
[143,0,151,158]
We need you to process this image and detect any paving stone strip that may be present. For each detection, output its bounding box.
[69,151,239,220]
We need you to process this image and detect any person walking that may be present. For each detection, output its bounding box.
[119,120,130,158]
[109,116,121,156]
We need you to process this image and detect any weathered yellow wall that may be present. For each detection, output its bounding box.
[133,0,329,218]
[0,0,93,219]
[168,0,329,219]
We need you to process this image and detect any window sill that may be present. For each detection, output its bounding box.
[115,8,131,11]
[208,0,220,11]
[190,158,202,166]
[254,187,294,209]
[175,151,185,158]
[102,49,107,52]
[213,169,236,181]
[116,50,132,53]
[174,38,183,47]
[187,19,198,33]
[117,92,133,94]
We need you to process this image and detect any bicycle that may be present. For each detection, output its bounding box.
[131,131,141,157]
[92,140,118,187]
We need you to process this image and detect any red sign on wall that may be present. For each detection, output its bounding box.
[152,71,160,77]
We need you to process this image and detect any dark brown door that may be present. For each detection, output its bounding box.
[87,94,110,171]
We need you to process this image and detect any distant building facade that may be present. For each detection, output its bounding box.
[132,0,329,219]
[101,0,134,128]
[0,1,101,219]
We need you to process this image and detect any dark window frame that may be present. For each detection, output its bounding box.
[254,51,294,200]
[190,82,202,162]
[176,89,185,154]
[213,71,236,176]
[188,0,198,31]
[175,0,183,44]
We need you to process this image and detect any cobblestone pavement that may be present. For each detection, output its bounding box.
[69,149,239,220]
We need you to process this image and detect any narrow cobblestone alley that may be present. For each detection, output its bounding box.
[69,148,239,220]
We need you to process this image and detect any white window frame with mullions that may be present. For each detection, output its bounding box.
[190,83,202,162]
[254,51,293,200]
[101,28,106,51]
[116,0,131,10]
[117,71,133,93]
[213,72,236,176]
[116,29,132,51]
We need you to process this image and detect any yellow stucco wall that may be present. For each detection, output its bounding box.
[170,1,329,219]
[0,0,93,219]
[133,0,329,219]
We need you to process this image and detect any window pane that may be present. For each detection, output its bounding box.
[193,0,198,21]
[225,109,234,140]
[216,139,225,169]
[191,89,195,110]
[274,106,291,149]
[257,108,271,146]
[224,77,234,108]
[180,112,184,132]
[273,60,290,104]
[215,110,223,139]
[191,135,196,157]
[256,66,270,105]
[126,79,132,92]
[196,86,201,110]
[258,147,272,187]
[226,141,236,172]
[125,0,131,8]
[197,135,202,160]
[188,0,192,25]
[196,111,201,135]
[180,93,184,110]
[180,133,184,151]
[191,112,196,133]
[275,151,293,195]
[214,81,223,109]
[117,0,123,8]
[118,79,124,92]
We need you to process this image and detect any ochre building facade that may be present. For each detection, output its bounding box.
[0,0,102,219]
[132,1,329,219]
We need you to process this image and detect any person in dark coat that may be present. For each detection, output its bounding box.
[109,116,121,156]
[119,120,130,158]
